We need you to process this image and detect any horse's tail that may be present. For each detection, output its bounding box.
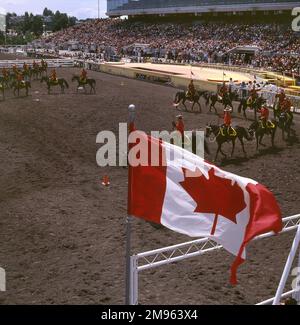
[243,127,253,141]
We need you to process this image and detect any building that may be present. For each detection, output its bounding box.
[106,0,299,17]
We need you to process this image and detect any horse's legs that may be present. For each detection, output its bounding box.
[271,130,276,147]
[214,145,221,162]
[259,134,265,146]
[191,102,195,111]
[182,99,187,111]
[231,139,236,157]
[197,101,202,113]
[239,137,247,157]
[243,107,247,120]
[219,145,227,159]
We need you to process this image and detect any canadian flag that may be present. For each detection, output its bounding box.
[128,131,283,284]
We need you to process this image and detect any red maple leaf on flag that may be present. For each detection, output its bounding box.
[180,167,246,235]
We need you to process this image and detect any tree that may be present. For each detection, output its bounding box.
[43,8,54,17]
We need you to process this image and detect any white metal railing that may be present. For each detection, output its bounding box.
[0,59,74,68]
[129,214,300,305]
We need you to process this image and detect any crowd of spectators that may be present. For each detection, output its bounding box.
[43,19,300,75]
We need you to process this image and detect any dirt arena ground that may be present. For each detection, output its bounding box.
[0,59,300,304]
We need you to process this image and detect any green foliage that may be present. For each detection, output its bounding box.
[2,7,77,45]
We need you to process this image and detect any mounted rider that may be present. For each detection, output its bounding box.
[23,63,30,82]
[2,67,9,79]
[41,59,47,69]
[218,82,228,101]
[80,69,88,83]
[220,108,237,137]
[186,79,196,100]
[33,60,39,69]
[16,72,24,84]
[258,104,275,130]
[247,85,258,106]
[275,88,286,110]
[50,69,58,82]
[12,64,19,76]
[281,97,293,123]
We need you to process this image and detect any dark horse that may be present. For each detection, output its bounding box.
[238,96,266,120]
[248,120,277,150]
[173,91,206,112]
[277,112,296,140]
[72,75,96,94]
[206,124,252,161]
[205,91,237,114]
[41,76,69,94]
[11,80,31,97]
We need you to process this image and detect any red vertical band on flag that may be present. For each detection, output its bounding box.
[128,133,167,224]
[230,183,282,284]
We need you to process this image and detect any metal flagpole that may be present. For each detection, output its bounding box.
[273,225,300,305]
[125,104,136,305]
[98,0,100,19]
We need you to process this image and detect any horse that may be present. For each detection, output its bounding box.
[238,96,266,120]
[205,124,252,162]
[41,76,69,94]
[40,61,48,77]
[276,112,296,140]
[31,65,43,80]
[205,91,237,114]
[173,91,206,112]
[0,75,10,89]
[11,80,31,97]
[72,75,96,94]
[248,119,277,150]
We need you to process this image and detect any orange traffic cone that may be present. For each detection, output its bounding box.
[102,175,110,186]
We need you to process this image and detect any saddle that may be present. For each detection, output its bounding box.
[220,126,237,138]
[259,119,275,130]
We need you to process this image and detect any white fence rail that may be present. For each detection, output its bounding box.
[0,59,74,69]
[129,214,300,305]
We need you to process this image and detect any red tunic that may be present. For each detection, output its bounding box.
[260,107,269,120]
[224,111,231,126]
[282,99,292,112]
[277,93,286,105]
[176,120,184,135]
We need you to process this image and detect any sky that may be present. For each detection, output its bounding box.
[0,0,108,19]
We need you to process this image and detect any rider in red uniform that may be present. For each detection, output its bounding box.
[2,67,9,78]
[281,97,293,122]
[276,89,286,110]
[187,79,196,99]
[50,69,57,82]
[80,69,88,82]
[221,108,236,136]
[16,72,24,83]
[259,104,275,129]
[219,82,228,99]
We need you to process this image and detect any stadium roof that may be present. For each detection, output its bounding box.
[107,0,300,17]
